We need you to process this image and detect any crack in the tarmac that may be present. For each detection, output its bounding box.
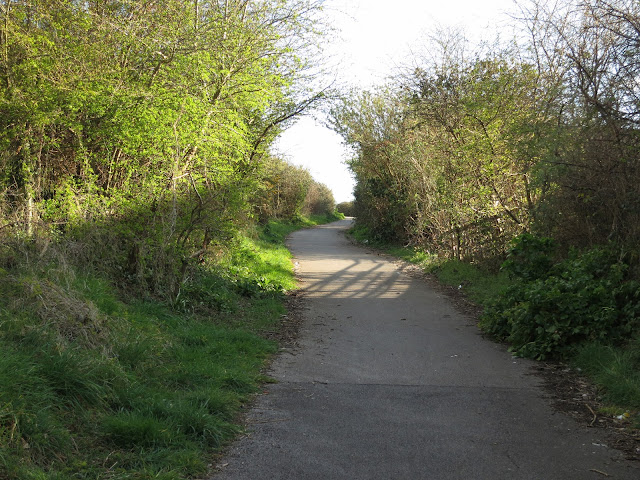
[279,380,540,392]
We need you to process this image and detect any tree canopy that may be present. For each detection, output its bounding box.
[331,0,640,263]
[1,0,332,298]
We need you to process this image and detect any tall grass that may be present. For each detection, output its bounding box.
[574,338,640,427]
[0,216,326,479]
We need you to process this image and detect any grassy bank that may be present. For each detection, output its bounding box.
[349,224,640,429]
[0,213,341,480]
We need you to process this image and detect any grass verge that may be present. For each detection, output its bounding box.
[0,214,339,480]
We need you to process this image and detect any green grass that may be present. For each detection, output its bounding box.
[425,259,510,305]
[176,213,343,316]
[573,338,640,427]
[260,212,344,244]
[0,215,336,479]
[0,284,274,479]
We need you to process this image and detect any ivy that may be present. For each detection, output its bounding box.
[481,236,640,359]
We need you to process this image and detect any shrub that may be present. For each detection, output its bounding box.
[499,233,556,281]
[336,201,355,217]
[304,182,336,216]
[574,339,640,410]
[481,235,640,359]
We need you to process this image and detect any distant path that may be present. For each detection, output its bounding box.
[213,219,638,479]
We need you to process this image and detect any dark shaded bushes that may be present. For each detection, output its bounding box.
[481,235,640,359]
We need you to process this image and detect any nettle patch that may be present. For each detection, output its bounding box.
[481,234,640,360]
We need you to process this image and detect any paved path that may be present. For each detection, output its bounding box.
[213,219,638,479]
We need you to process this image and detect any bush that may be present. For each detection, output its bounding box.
[481,235,640,359]
[499,233,556,281]
[336,201,355,217]
[304,182,336,216]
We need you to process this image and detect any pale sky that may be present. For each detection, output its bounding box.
[274,0,520,203]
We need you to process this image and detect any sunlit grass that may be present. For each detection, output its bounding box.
[427,259,511,305]
[0,215,337,479]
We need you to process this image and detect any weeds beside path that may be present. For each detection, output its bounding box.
[0,213,341,480]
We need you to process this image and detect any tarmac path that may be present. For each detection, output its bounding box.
[213,219,639,479]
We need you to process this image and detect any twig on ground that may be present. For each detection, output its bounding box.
[586,403,597,426]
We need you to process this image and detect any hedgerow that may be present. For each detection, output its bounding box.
[481,234,640,359]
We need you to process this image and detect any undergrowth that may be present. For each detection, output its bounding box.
[349,222,509,304]
[0,215,339,480]
[482,236,640,360]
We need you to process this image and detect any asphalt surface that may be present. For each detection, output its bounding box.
[213,219,639,479]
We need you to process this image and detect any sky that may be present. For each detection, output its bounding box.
[273,0,520,203]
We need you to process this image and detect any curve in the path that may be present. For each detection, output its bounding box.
[213,219,638,480]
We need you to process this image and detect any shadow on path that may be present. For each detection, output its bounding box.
[213,219,639,480]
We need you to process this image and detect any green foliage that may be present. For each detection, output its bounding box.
[0,0,334,476]
[309,211,345,223]
[255,156,313,220]
[102,412,178,448]
[348,223,373,244]
[332,50,552,256]
[303,182,336,216]
[0,213,347,479]
[500,233,556,281]
[0,272,273,479]
[574,339,640,412]
[176,219,307,314]
[331,88,417,244]
[259,213,342,244]
[332,3,640,262]
[254,156,337,222]
[429,259,511,306]
[0,0,329,304]
[482,238,640,359]
[336,201,355,217]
